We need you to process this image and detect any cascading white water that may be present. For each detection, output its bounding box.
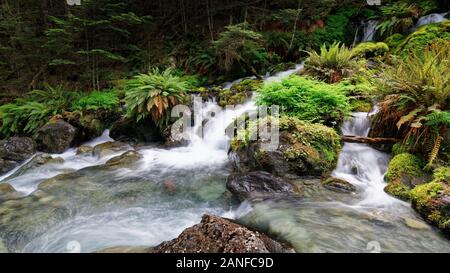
[415,12,448,28]
[332,111,402,207]
[361,20,378,42]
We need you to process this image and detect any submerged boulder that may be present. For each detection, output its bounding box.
[92,141,130,158]
[226,171,297,201]
[152,214,294,253]
[230,116,342,177]
[0,137,36,175]
[0,183,21,202]
[104,150,142,168]
[34,120,77,153]
[321,177,356,194]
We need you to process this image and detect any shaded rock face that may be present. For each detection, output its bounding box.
[321,177,356,194]
[0,137,36,175]
[226,171,297,201]
[34,121,77,154]
[152,214,294,253]
[110,118,162,144]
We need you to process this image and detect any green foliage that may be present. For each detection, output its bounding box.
[72,91,119,111]
[377,42,450,162]
[397,21,450,55]
[384,33,405,50]
[312,6,358,46]
[214,23,269,75]
[124,68,188,127]
[257,76,351,126]
[303,42,365,83]
[0,86,79,136]
[351,42,389,59]
[386,153,425,183]
[431,167,450,185]
[218,79,262,107]
[410,181,443,210]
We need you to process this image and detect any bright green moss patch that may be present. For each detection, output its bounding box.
[397,21,450,55]
[351,42,389,59]
[431,167,450,185]
[72,91,120,111]
[386,153,425,182]
[410,182,443,210]
[257,76,351,126]
[218,79,262,107]
[384,180,411,201]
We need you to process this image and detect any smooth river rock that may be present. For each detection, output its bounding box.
[34,120,77,153]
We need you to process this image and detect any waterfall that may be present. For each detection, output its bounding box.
[415,12,448,28]
[361,20,378,42]
[332,111,401,207]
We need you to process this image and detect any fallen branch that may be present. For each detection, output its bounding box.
[342,135,399,144]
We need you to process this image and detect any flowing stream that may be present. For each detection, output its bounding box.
[1,65,450,253]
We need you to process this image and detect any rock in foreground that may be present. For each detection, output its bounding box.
[152,214,294,253]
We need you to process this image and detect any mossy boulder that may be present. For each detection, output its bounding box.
[410,178,450,233]
[384,153,428,200]
[230,116,342,177]
[396,21,450,55]
[351,42,389,59]
[218,79,262,107]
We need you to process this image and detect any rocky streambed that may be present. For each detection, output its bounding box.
[1,67,450,253]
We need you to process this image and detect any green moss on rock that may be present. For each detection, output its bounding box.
[231,116,342,177]
[218,79,262,107]
[351,42,389,59]
[396,21,450,55]
[386,153,425,182]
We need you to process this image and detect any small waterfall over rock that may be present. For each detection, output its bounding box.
[415,12,448,28]
[361,20,378,42]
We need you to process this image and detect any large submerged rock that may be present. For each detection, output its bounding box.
[0,137,36,175]
[226,171,297,201]
[230,116,342,177]
[152,214,294,253]
[34,120,77,153]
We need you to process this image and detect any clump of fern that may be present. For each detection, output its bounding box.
[0,85,80,137]
[302,42,365,83]
[124,68,188,127]
[376,42,450,167]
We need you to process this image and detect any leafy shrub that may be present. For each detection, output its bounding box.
[312,6,358,46]
[72,91,119,111]
[257,76,350,126]
[376,42,450,166]
[214,23,269,75]
[125,68,188,127]
[0,85,79,136]
[303,42,365,83]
